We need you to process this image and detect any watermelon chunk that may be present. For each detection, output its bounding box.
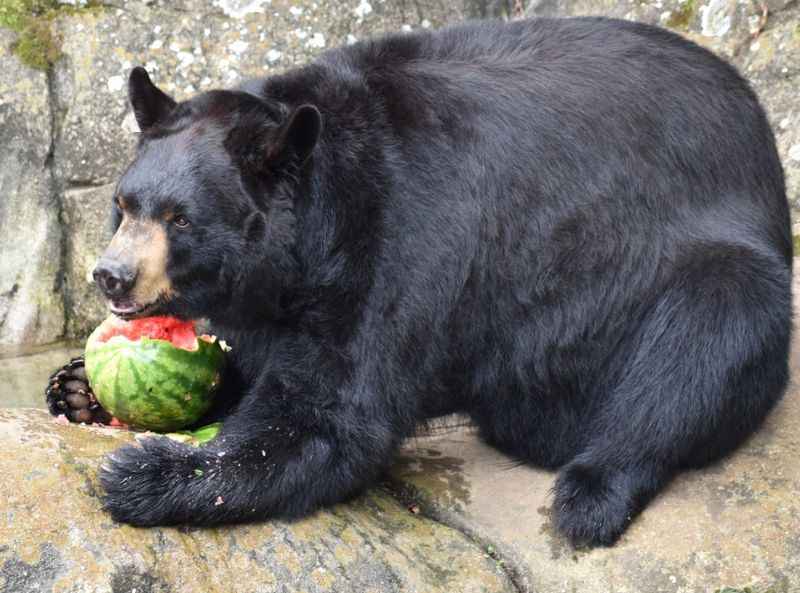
[85,315,226,432]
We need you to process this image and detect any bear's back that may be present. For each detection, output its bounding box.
[318,18,785,244]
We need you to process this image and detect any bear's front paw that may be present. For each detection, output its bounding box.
[552,462,635,548]
[45,357,112,424]
[99,437,204,526]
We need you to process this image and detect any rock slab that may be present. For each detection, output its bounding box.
[0,29,64,347]
[0,408,513,593]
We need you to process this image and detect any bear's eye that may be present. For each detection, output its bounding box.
[173,215,190,228]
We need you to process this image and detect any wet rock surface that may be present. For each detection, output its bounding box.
[391,267,800,593]
[392,409,800,593]
[0,408,513,593]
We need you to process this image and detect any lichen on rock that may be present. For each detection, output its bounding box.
[0,0,101,70]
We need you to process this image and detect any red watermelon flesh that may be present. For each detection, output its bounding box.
[94,316,199,351]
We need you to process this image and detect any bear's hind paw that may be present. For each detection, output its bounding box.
[552,462,637,548]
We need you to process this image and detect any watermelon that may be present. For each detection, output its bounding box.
[84,315,226,432]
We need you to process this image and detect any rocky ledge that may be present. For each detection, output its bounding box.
[0,408,514,593]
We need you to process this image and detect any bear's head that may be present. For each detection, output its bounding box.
[93,67,322,326]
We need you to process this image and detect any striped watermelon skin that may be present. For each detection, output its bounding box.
[85,325,225,432]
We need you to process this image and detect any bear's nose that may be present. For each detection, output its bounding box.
[93,260,137,299]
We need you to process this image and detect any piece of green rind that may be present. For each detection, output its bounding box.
[164,422,222,446]
[85,332,225,432]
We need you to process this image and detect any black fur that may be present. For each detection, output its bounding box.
[92,17,793,547]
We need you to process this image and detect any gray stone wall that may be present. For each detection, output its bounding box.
[0,30,64,346]
[1,0,798,347]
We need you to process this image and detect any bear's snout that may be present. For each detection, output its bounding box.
[93,259,137,300]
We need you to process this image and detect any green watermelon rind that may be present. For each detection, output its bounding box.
[85,330,225,432]
[165,422,223,446]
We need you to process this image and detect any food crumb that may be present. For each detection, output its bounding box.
[214,495,224,506]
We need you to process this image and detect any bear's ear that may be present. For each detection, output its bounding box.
[267,104,322,166]
[128,66,177,132]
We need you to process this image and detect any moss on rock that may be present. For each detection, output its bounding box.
[665,0,697,30]
[0,0,100,70]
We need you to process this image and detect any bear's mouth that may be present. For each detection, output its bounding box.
[109,298,160,320]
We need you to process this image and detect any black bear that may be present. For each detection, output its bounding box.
[47,16,793,547]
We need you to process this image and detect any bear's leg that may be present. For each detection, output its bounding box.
[98,368,401,526]
[553,244,791,547]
